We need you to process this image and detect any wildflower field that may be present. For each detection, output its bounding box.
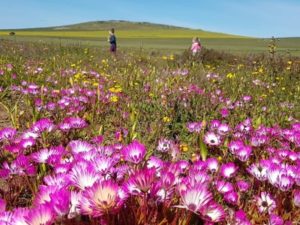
[0,39,300,224]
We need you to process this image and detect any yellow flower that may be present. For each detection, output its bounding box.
[109,85,122,93]
[93,82,99,87]
[226,73,235,79]
[110,95,118,103]
[169,54,174,60]
[149,93,154,98]
[258,67,264,73]
[162,56,168,60]
[163,116,171,123]
[282,87,286,91]
[180,143,189,152]
[71,64,76,67]
[287,61,292,65]
[261,94,267,98]
[217,156,222,161]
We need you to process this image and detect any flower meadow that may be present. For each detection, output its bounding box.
[0,40,300,224]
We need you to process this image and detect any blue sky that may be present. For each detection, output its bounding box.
[0,0,299,37]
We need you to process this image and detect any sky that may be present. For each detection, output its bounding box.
[0,0,300,37]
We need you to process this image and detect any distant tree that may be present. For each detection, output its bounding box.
[9,32,15,36]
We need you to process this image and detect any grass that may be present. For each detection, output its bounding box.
[0,20,300,55]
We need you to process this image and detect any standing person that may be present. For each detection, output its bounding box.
[108,28,117,54]
[191,37,202,56]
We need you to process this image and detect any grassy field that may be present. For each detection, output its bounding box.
[0,21,300,55]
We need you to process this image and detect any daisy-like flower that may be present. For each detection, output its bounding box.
[0,127,17,141]
[92,156,116,174]
[33,185,59,206]
[220,162,238,178]
[276,173,294,191]
[204,132,221,146]
[31,118,55,133]
[121,140,146,164]
[31,148,55,164]
[19,137,36,149]
[187,122,203,133]
[50,188,71,217]
[236,180,250,192]
[206,158,219,172]
[67,140,94,154]
[256,192,276,214]
[248,163,268,181]
[215,180,234,194]
[223,191,238,205]
[217,124,230,135]
[68,191,82,219]
[43,173,71,187]
[228,140,244,154]
[25,204,54,225]
[157,138,174,153]
[235,145,252,162]
[125,168,156,194]
[70,163,101,190]
[147,156,164,171]
[177,184,213,213]
[81,180,123,217]
[201,201,226,223]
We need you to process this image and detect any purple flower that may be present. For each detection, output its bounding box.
[81,180,123,217]
[256,192,276,214]
[31,118,55,133]
[223,191,238,205]
[217,124,230,135]
[236,180,250,192]
[67,140,94,154]
[25,204,55,225]
[157,138,174,152]
[70,163,101,190]
[201,201,226,223]
[235,209,251,225]
[187,122,203,133]
[125,168,156,194]
[122,140,146,164]
[220,162,238,178]
[204,132,221,146]
[293,190,300,207]
[220,108,229,118]
[0,127,17,141]
[228,140,244,154]
[235,145,252,162]
[206,158,219,172]
[216,180,234,194]
[269,214,284,225]
[248,163,268,181]
[177,184,213,213]
[0,198,5,212]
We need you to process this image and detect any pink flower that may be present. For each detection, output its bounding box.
[122,140,146,164]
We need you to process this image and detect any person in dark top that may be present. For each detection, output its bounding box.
[108,28,117,53]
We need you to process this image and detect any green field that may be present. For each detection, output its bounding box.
[1,21,300,55]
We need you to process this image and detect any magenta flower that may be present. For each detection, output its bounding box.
[256,192,276,214]
[81,180,123,217]
[70,163,101,190]
[248,163,268,181]
[293,190,300,207]
[204,132,221,146]
[25,204,55,225]
[31,118,55,133]
[234,209,251,225]
[122,140,146,164]
[125,168,156,194]
[269,214,284,225]
[201,201,226,223]
[216,180,234,194]
[235,145,252,162]
[157,138,174,152]
[0,199,5,212]
[187,122,203,133]
[177,184,213,213]
[224,191,238,205]
[67,140,94,154]
[0,127,17,141]
[220,162,238,178]
[236,180,250,192]
[205,158,219,172]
